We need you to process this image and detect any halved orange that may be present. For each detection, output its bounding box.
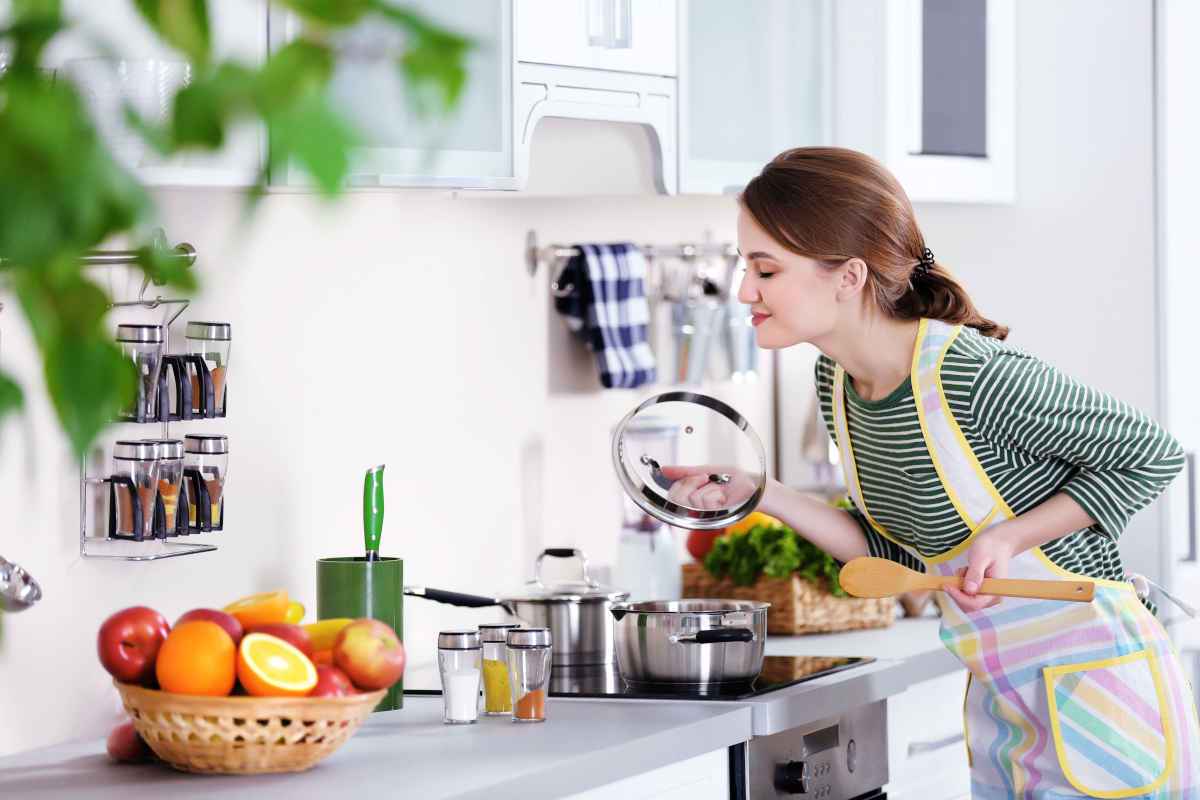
[223,590,289,629]
[237,633,318,697]
[284,600,305,624]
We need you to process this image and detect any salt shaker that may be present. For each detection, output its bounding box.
[506,628,552,723]
[478,623,520,715]
[438,630,482,725]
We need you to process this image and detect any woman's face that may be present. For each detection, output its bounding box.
[735,207,846,349]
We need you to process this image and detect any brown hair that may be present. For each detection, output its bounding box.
[740,147,1008,340]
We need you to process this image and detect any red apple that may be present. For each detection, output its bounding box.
[309,665,356,698]
[245,623,313,656]
[176,608,244,646]
[106,721,151,763]
[97,607,171,686]
[333,619,405,691]
[686,529,724,562]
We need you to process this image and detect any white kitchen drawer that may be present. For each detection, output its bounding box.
[516,0,677,76]
[886,669,972,800]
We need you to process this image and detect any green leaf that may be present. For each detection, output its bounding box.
[266,91,356,195]
[132,0,211,65]
[276,0,372,26]
[373,4,472,117]
[134,242,197,292]
[44,336,136,458]
[0,370,24,422]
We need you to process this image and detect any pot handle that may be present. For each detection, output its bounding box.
[404,586,501,608]
[673,628,756,644]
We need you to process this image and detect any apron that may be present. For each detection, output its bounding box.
[832,318,1200,799]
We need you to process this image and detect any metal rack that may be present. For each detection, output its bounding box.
[524,229,740,300]
[75,231,217,561]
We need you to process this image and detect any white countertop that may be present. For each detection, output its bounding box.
[0,619,960,799]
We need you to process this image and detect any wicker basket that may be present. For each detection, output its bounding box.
[115,681,386,775]
[681,562,895,635]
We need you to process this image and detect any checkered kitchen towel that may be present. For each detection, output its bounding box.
[553,243,657,389]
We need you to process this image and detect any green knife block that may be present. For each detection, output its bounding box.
[316,556,404,711]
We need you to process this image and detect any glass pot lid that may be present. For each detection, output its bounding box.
[611,391,766,530]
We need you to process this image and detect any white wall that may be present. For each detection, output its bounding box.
[0,121,773,755]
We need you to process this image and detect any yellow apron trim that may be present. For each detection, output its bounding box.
[1043,649,1175,799]
[911,319,987,536]
[923,506,1001,567]
[832,364,915,556]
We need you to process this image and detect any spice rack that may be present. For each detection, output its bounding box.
[78,231,224,561]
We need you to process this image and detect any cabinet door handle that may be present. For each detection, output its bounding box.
[908,732,964,756]
[587,0,632,49]
[610,0,632,48]
[1184,452,1197,563]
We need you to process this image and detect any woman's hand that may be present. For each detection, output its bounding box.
[659,465,757,511]
[945,525,1018,613]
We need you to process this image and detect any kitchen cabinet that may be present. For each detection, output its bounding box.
[677,0,831,195]
[269,0,516,189]
[43,0,266,186]
[885,669,971,800]
[564,748,727,800]
[515,0,677,77]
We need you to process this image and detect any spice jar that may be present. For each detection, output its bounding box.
[116,324,164,421]
[184,434,228,531]
[146,439,184,537]
[185,322,231,416]
[479,623,521,715]
[438,630,482,725]
[111,440,160,541]
[506,628,552,723]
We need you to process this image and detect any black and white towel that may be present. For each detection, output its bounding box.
[553,243,657,389]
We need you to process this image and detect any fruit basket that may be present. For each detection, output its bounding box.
[115,681,386,775]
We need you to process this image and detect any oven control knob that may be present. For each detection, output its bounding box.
[774,760,809,794]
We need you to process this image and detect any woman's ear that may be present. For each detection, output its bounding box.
[836,258,869,301]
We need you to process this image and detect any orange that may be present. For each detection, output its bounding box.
[284,600,305,624]
[156,621,236,696]
[726,511,781,537]
[237,633,318,697]
[223,590,289,629]
[303,618,354,651]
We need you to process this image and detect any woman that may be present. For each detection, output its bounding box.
[672,147,1198,798]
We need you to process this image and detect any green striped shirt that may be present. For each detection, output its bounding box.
[815,325,1184,584]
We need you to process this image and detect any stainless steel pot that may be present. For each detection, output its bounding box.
[405,548,628,667]
[610,599,769,685]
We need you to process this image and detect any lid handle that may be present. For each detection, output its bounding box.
[534,548,598,589]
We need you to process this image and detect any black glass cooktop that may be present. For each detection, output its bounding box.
[405,655,871,701]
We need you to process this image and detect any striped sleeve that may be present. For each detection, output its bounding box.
[846,507,927,573]
[969,352,1185,539]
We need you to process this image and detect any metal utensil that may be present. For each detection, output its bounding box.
[0,555,43,612]
[839,557,1095,602]
[610,599,769,685]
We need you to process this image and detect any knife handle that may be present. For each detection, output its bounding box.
[363,465,385,554]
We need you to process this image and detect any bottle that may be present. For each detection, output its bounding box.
[437,630,482,725]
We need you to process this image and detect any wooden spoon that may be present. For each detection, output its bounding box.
[839,557,1095,603]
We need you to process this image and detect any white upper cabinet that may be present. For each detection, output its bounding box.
[677,0,831,195]
[44,0,266,186]
[270,0,516,189]
[516,0,677,76]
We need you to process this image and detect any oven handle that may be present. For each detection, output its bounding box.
[907,731,964,756]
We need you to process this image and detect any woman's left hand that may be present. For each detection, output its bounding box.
[945,525,1018,613]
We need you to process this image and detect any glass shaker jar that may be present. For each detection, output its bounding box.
[478,623,520,715]
[506,628,552,723]
[116,324,164,421]
[185,321,231,416]
[147,439,184,537]
[184,434,228,531]
[437,630,482,725]
[111,440,160,541]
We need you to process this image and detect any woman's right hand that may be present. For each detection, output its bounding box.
[659,465,758,511]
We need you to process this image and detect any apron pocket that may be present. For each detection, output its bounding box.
[1044,648,1174,798]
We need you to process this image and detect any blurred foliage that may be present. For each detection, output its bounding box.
[704,519,848,595]
[0,0,470,456]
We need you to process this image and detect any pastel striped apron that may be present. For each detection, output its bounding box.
[832,318,1200,799]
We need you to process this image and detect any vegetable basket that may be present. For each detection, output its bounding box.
[681,562,895,635]
[115,681,385,775]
